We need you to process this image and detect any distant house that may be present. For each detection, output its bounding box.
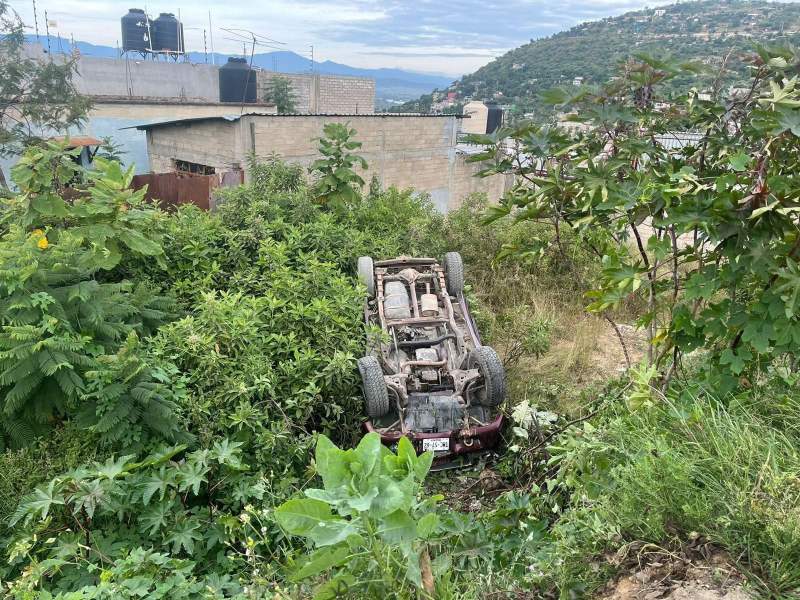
[654,8,666,17]
[573,76,584,87]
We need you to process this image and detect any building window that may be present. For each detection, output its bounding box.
[174,159,216,175]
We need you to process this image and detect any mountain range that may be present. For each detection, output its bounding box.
[24,35,454,105]
[396,0,800,116]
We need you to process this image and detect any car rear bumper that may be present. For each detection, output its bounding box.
[363,414,504,458]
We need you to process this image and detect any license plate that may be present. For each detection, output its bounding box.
[422,438,449,452]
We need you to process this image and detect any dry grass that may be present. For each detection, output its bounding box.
[470,268,646,416]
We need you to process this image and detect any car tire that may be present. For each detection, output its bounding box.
[358,356,390,418]
[443,251,464,296]
[466,346,506,407]
[357,256,375,298]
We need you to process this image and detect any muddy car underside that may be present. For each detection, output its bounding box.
[357,254,505,459]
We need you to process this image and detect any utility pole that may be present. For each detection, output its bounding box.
[32,0,39,41]
[203,29,208,63]
[44,10,51,54]
[208,10,215,65]
[309,44,314,72]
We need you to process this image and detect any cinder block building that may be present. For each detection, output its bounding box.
[256,72,375,114]
[134,113,510,212]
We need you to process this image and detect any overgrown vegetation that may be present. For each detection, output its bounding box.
[2,49,800,599]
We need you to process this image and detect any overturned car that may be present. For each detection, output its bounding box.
[356,253,505,462]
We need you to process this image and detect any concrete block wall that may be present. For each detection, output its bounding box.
[145,115,507,211]
[76,56,220,101]
[448,154,513,210]
[147,120,244,173]
[256,72,375,114]
[243,115,498,210]
[257,72,313,112]
[317,75,374,114]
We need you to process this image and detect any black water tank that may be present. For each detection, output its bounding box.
[485,102,503,134]
[152,12,184,53]
[219,57,257,103]
[121,8,149,53]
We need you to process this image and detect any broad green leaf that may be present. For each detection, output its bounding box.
[276,498,334,535]
[417,513,440,539]
[291,545,351,581]
[10,480,65,525]
[118,229,162,256]
[312,573,357,600]
[378,509,417,544]
[307,518,358,547]
[315,435,348,490]
[31,194,68,217]
[140,466,175,505]
[95,454,135,481]
[165,517,202,555]
[138,499,175,535]
[176,459,208,495]
[351,432,382,478]
[210,439,245,469]
[728,152,749,172]
[414,450,434,482]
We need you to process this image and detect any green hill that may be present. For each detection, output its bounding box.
[393,0,800,116]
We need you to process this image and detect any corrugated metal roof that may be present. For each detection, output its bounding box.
[130,112,464,131]
[49,135,102,147]
[654,131,704,150]
[455,143,489,156]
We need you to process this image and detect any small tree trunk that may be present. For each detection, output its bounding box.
[0,166,9,191]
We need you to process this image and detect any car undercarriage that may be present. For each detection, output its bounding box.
[357,254,505,460]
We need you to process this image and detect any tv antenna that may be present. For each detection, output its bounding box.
[220,27,285,114]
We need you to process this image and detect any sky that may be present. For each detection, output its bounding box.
[9,0,679,77]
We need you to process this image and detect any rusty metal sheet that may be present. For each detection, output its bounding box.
[131,169,244,211]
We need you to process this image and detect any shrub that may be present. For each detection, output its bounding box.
[275,433,440,598]
[309,123,368,209]
[3,439,269,597]
[472,49,800,389]
[0,144,181,449]
[0,424,98,527]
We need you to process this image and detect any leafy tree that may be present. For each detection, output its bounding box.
[309,122,368,209]
[262,75,297,114]
[0,1,90,189]
[470,47,800,392]
[0,142,180,448]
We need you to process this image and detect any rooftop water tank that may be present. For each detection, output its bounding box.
[152,12,184,53]
[219,57,257,103]
[120,8,150,53]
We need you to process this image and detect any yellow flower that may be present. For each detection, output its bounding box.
[37,237,49,250]
[32,229,43,237]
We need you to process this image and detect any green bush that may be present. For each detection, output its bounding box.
[3,440,269,597]
[0,424,98,527]
[0,143,182,449]
[275,433,439,598]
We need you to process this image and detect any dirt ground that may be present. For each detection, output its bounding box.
[599,542,753,600]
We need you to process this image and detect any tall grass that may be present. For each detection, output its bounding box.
[549,384,800,594]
